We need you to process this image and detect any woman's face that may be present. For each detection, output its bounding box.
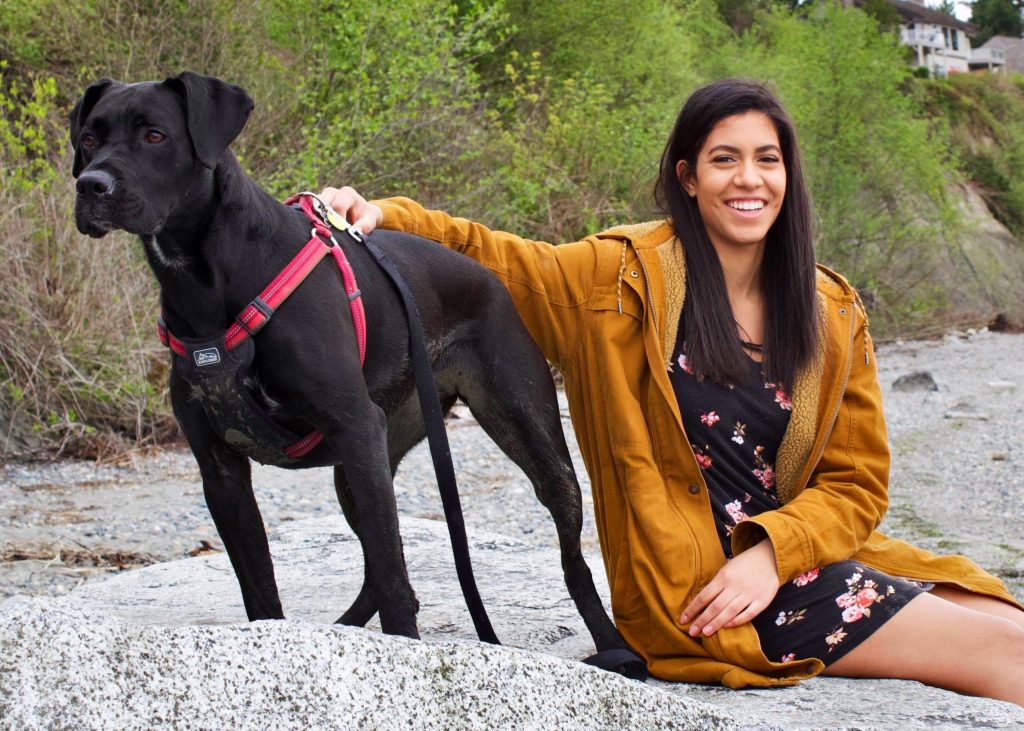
[676,111,786,258]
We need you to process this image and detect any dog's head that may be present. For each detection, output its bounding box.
[69,72,254,238]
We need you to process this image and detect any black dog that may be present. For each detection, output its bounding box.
[70,72,643,677]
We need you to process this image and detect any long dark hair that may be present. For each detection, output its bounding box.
[654,78,818,390]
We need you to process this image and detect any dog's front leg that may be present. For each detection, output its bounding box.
[171,370,284,621]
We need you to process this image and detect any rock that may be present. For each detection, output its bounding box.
[3,516,1023,730]
[987,380,1018,392]
[943,399,992,421]
[0,599,733,731]
[892,371,939,393]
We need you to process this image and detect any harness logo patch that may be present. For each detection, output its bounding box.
[193,348,222,367]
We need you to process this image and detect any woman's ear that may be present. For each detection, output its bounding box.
[675,160,696,198]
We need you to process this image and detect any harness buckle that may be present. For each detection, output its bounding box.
[236,296,275,337]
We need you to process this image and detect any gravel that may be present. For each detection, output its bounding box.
[2,330,1022,601]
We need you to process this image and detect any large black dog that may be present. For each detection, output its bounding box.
[70,72,643,677]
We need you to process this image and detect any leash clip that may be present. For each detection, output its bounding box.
[299,191,355,236]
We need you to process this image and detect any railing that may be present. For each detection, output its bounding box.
[971,48,1006,65]
[901,29,944,49]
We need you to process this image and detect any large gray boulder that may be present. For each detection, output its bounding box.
[2,517,1023,730]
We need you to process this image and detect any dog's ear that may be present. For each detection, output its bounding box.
[69,78,119,177]
[162,72,254,169]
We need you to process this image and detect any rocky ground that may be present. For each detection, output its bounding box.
[1,329,1022,602]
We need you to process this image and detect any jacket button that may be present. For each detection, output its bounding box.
[688,483,700,495]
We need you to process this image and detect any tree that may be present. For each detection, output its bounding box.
[970,0,1024,46]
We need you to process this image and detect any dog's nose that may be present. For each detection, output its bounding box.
[76,170,116,198]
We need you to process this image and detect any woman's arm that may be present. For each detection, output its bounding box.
[319,187,602,370]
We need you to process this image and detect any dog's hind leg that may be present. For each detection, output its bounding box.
[318,394,420,638]
[453,339,647,679]
[333,465,378,627]
[335,392,456,627]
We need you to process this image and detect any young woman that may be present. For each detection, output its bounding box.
[320,78,1024,704]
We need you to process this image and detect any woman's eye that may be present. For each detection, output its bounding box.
[760,155,780,164]
[145,130,166,144]
[712,155,735,163]
[80,133,97,150]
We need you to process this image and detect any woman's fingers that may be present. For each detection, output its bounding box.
[680,582,718,625]
[723,600,765,629]
[689,593,750,637]
[318,186,383,234]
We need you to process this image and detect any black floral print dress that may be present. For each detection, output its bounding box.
[668,322,929,665]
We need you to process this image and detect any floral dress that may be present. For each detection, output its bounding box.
[668,323,929,665]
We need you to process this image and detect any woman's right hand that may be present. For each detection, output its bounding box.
[318,186,383,235]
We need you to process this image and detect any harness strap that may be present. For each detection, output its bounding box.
[157,193,368,460]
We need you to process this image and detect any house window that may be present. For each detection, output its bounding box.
[951,29,959,51]
[942,27,949,48]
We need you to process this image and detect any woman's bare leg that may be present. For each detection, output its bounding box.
[823,592,1024,706]
[929,584,1024,630]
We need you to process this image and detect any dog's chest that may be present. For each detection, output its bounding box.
[176,333,330,468]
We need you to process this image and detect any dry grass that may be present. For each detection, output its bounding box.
[0,158,178,460]
[0,542,161,570]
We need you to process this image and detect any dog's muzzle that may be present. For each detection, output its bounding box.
[74,169,120,238]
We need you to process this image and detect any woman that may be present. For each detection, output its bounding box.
[320,78,1024,703]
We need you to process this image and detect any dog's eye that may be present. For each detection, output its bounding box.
[80,133,97,150]
[145,130,166,144]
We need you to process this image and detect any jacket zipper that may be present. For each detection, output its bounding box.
[792,303,857,496]
[634,246,659,338]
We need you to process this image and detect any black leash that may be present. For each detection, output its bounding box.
[354,230,499,646]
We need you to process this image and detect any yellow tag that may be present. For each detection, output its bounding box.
[326,208,349,231]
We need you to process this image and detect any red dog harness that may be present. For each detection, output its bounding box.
[157,193,366,460]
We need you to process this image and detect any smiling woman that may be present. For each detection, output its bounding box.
[320,78,1024,704]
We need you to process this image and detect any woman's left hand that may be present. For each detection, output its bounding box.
[680,538,780,637]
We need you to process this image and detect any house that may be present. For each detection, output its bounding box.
[978,35,1024,74]
[889,0,983,76]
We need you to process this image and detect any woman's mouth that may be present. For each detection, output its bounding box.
[726,199,767,218]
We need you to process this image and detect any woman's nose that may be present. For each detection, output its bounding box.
[733,161,762,188]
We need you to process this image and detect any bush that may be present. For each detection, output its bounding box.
[920,74,1024,235]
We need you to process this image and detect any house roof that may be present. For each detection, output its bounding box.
[887,0,979,34]
[981,35,1024,72]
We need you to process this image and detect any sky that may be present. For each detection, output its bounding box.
[952,1,973,21]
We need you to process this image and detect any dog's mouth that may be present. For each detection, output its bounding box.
[74,207,116,238]
[74,192,161,239]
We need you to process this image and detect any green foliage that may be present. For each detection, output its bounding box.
[970,0,1024,46]
[0,64,59,190]
[265,0,507,203]
[920,73,1024,233]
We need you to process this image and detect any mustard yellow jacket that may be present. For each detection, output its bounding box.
[375,197,1022,687]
